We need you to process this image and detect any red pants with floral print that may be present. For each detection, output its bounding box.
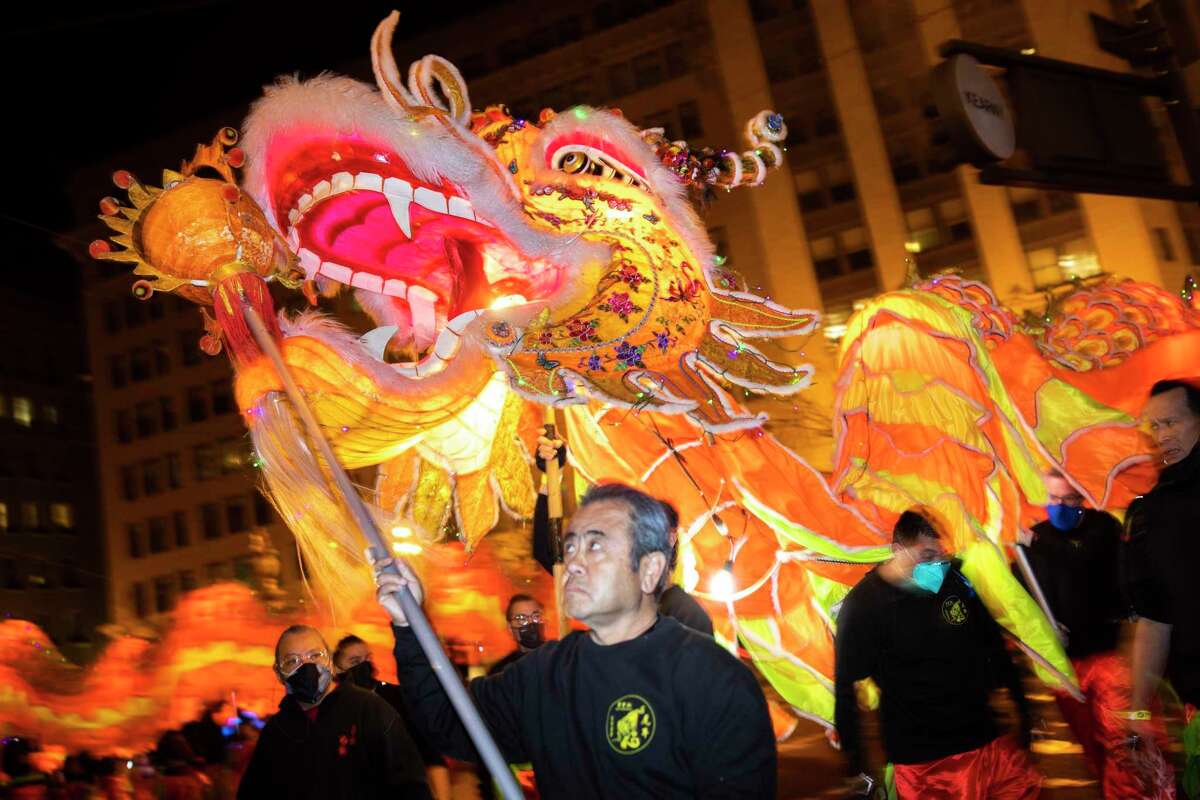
[893,736,1041,800]
[1055,651,1174,799]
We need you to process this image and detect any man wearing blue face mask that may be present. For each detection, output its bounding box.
[1017,471,1173,798]
[834,508,1040,799]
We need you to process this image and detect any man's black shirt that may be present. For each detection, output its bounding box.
[393,616,776,798]
[485,648,528,677]
[834,566,1031,774]
[1123,443,1200,705]
[1020,510,1125,659]
[237,683,431,799]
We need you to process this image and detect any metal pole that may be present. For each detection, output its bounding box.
[542,406,569,640]
[240,301,523,800]
[1013,541,1062,633]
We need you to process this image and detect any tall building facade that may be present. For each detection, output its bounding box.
[0,287,104,663]
[82,260,302,631]
[393,0,1198,334]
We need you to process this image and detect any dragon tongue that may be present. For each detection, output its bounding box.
[409,285,439,351]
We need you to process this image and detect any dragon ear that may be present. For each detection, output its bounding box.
[371,12,472,127]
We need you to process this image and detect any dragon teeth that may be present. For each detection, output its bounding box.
[319,261,351,283]
[383,279,408,298]
[383,177,413,199]
[386,195,412,238]
[448,196,474,220]
[331,172,354,194]
[414,186,448,214]
[354,172,383,192]
[350,272,383,293]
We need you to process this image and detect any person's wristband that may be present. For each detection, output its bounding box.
[1115,709,1152,721]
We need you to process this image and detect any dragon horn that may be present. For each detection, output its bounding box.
[717,110,788,189]
[372,11,420,114]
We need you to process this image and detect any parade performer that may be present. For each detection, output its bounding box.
[835,509,1039,800]
[1018,470,1174,798]
[375,483,777,799]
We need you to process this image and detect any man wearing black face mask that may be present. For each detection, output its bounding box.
[237,625,432,799]
[487,595,549,676]
[332,635,449,799]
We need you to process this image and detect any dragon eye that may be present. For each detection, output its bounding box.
[558,151,590,174]
[550,145,648,192]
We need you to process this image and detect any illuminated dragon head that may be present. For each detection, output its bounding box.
[230,12,815,429]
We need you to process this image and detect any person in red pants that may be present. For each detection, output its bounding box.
[835,508,1040,799]
[1018,470,1174,799]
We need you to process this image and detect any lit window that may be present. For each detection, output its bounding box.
[50,503,73,531]
[905,208,941,252]
[13,397,33,427]
[0,502,7,532]
[1027,247,1061,288]
[20,502,39,530]
[1057,239,1101,279]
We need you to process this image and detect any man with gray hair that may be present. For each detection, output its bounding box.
[373,482,776,798]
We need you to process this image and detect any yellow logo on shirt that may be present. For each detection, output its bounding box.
[942,596,969,625]
[606,694,656,754]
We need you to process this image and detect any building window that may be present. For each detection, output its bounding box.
[167,452,183,489]
[121,465,139,501]
[194,444,220,481]
[179,332,202,367]
[112,409,131,443]
[825,161,855,204]
[103,301,122,334]
[187,386,208,423]
[811,236,840,281]
[142,458,165,495]
[665,41,688,79]
[678,101,703,139]
[43,405,59,426]
[632,51,664,90]
[211,380,235,415]
[226,497,248,534]
[905,208,941,252]
[607,62,634,98]
[134,401,158,438]
[49,503,73,531]
[1154,227,1177,261]
[253,492,274,526]
[62,560,82,589]
[814,112,839,138]
[938,199,971,242]
[205,561,226,583]
[221,438,247,473]
[201,503,222,540]
[1,559,22,589]
[149,516,169,554]
[128,523,145,558]
[0,502,6,532]
[891,159,922,185]
[20,502,39,530]
[152,340,171,375]
[12,397,32,427]
[644,110,677,141]
[160,397,177,431]
[1046,192,1077,214]
[130,348,152,382]
[154,576,173,614]
[796,170,825,212]
[124,295,146,328]
[1183,228,1200,264]
[110,355,128,388]
[173,511,190,548]
[1009,186,1043,223]
[132,582,147,617]
[841,227,874,271]
[180,569,197,593]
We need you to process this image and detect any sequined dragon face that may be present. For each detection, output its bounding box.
[234,14,811,429]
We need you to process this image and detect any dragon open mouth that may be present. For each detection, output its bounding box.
[267,132,559,356]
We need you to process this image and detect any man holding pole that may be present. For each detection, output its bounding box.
[372,482,777,798]
[1017,471,1174,798]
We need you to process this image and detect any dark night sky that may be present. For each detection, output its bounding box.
[1,2,489,296]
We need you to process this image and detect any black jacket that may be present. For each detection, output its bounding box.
[393,616,776,798]
[834,565,1031,774]
[1018,509,1125,659]
[1122,443,1200,705]
[237,683,431,799]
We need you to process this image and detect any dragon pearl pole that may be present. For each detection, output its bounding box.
[240,300,524,800]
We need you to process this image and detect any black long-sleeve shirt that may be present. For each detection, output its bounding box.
[392,616,776,799]
[1017,510,1125,659]
[238,684,431,799]
[834,565,1031,775]
[1122,443,1200,706]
